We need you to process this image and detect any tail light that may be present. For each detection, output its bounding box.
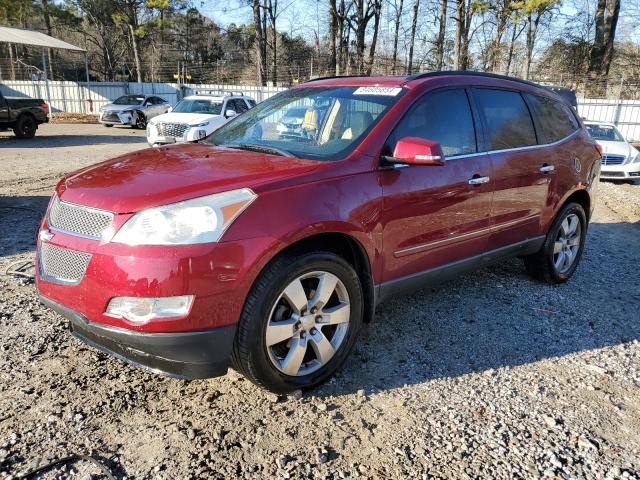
[40,102,49,114]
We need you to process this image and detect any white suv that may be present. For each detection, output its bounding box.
[146,93,256,146]
[585,121,640,181]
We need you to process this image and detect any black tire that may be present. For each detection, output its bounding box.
[103,123,114,128]
[13,115,37,139]
[132,112,146,129]
[523,202,587,283]
[231,251,364,393]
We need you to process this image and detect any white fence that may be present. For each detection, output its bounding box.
[577,99,640,141]
[0,80,286,114]
[2,80,640,140]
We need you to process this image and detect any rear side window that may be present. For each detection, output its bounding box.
[525,94,579,143]
[475,89,537,150]
[387,89,477,157]
[246,99,257,108]
[229,99,249,114]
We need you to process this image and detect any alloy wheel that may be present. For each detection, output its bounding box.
[265,271,351,377]
[553,213,581,273]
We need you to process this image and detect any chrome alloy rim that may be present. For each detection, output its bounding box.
[553,213,582,273]
[265,271,351,377]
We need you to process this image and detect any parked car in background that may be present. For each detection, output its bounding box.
[99,94,170,129]
[147,93,256,146]
[585,121,640,181]
[0,91,48,138]
[36,72,600,393]
[276,106,308,139]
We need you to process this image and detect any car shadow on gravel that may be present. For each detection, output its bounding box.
[317,219,640,397]
[0,133,146,148]
[0,195,50,259]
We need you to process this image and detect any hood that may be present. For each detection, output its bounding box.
[150,112,221,126]
[56,144,320,213]
[596,140,637,158]
[101,103,138,113]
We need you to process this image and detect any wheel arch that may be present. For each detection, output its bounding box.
[561,188,591,221]
[254,232,376,324]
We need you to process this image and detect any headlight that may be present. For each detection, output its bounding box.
[629,154,640,164]
[112,188,257,245]
[190,121,210,127]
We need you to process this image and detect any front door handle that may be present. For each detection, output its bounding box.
[539,164,555,173]
[468,176,490,185]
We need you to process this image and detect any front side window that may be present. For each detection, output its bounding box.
[386,88,477,157]
[585,124,625,142]
[475,89,537,150]
[205,86,401,160]
[173,99,223,115]
[526,94,579,143]
[113,95,144,105]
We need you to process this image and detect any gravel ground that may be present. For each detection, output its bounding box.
[1,124,639,479]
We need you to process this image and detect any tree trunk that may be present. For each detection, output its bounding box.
[252,0,266,85]
[268,0,278,85]
[407,0,420,73]
[435,0,447,70]
[601,0,620,76]
[329,0,338,75]
[128,23,142,82]
[391,0,404,74]
[8,44,16,80]
[366,0,382,75]
[505,20,519,75]
[524,13,535,80]
[42,0,54,79]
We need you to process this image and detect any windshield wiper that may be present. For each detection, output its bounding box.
[221,143,295,158]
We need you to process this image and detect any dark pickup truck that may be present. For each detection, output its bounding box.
[0,91,49,138]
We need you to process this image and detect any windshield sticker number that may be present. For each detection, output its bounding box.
[353,87,402,96]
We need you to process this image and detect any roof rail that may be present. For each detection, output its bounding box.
[301,74,378,84]
[403,70,543,88]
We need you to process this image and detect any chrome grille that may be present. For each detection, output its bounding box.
[48,196,114,239]
[39,243,91,285]
[156,122,189,138]
[602,154,625,165]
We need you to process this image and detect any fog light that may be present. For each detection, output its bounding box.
[197,129,207,139]
[106,295,194,324]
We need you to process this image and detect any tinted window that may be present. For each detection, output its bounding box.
[526,94,580,143]
[229,99,249,114]
[387,89,477,157]
[246,99,257,108]
[475,89,537,150]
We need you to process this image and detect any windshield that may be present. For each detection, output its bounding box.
[204,86,403,160]
[113,95,145,106]
[586,124,625,142]
[173,98,223,115]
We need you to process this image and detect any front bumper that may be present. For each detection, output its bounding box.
[600,162,640,180]
[99,111,134,126]
[41,295,235,379]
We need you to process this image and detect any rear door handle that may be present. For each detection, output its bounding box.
[468,176,490,185]
[539,164,555,173]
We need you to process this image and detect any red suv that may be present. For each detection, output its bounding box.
[37,72,601,392]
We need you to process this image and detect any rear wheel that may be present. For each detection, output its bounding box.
[231,251,363,393]
[523,202,587,283]
[13,115,37,139]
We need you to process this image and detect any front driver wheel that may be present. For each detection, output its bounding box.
[232,251,363,393]
[523,202,587,283]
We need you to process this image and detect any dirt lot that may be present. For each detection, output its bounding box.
[1,123,639,479]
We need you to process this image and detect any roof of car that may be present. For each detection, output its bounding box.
[302,70,556,93]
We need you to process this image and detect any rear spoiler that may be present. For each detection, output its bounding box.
[543,86,577,108]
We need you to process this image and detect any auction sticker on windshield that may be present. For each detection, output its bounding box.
[353,86,402,96]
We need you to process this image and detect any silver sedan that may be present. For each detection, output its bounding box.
[99,95,171,129]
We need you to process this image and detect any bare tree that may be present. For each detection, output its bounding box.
[407,0,420,73]
[521,0,557,79]
[252,0,267,85]
[435,0,447,69]
[587,0,620,78]
[390,0,405,74]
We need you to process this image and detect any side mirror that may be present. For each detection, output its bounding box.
[225,109,237,118]
[167,106,173,113]
[388,136,445,166]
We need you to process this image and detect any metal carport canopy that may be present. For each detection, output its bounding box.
[0,26,84,51]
